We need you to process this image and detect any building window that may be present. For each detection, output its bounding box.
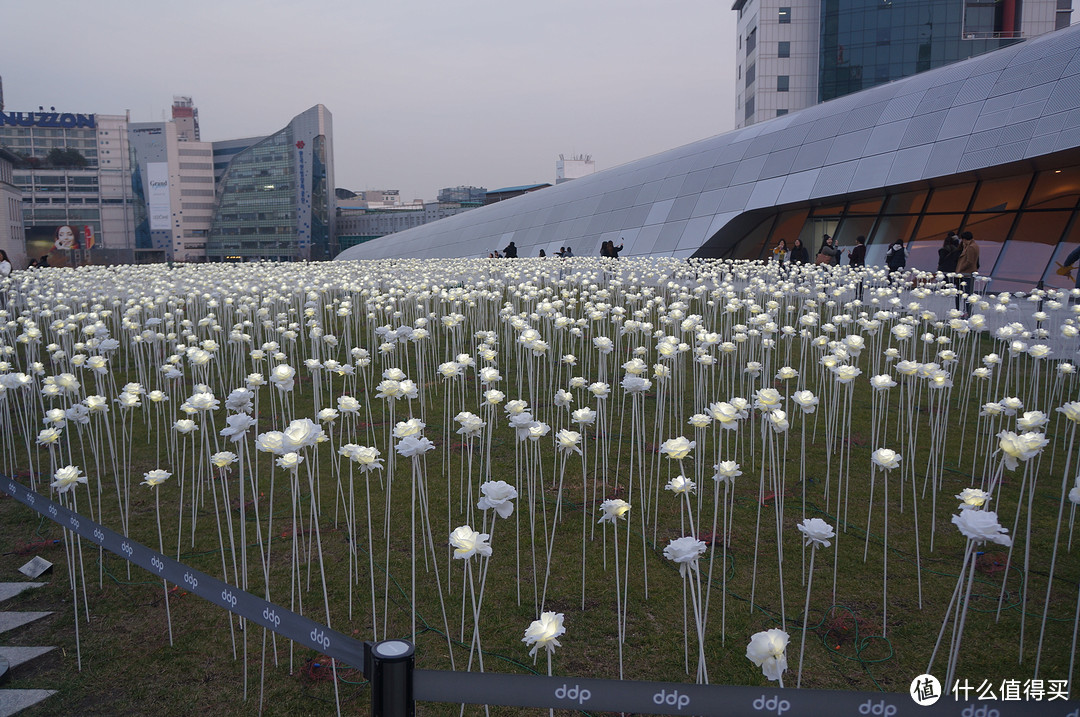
[747,27,757,55]
[746,63,756,88]
[778,6,791,23]
[777,109,788,116]
[778,41,790,58]
[778,75,790,92]
[738,65,742,80]
[745,95,755,120]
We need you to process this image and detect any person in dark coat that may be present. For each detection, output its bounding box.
[789,238,809,265]
[503,241,518,258]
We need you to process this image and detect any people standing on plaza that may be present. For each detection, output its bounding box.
[885,238,907,281]
[954,231,980,316]
[0,249,11,279]
[610,239,623,258]
[938,232,963,309]
[849,235,867,300]
[789,238,809,266]
[503,241,518,258]
[817,235,841,265]
[772,239,789,267]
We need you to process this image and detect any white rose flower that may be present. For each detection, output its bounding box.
[484,389,505,405]
[572,407,597,425]
[713,461,742,482]
[393,418,426,438]
[1000,396,1024,415]
[870,374,896,391]
[276,452,304,471]
[663,535,707,575]
[746,628,789,682]
[659,436,695,460]
[791,390,818,414]
[833,364,862,383]
[951,510,1012,546]
[997,430,1048,470]
[477,480,518,518]
[797,517,835,548]
[255,431,285,454]
[598,498,631,524]
[555,429,582,454]
[455,411,486,437]
[588,382,610,399]
[980,402,1004,417]
[775,366,798,381]
[210,451,238,469]
[621,373,652,393]
[140,468,170,488]
[956,488,990,511]
[754,388,782,410]
[688,413,711,428]
[767,409,790,433]
[554,389,573,408]
[221,413,257,442]
[522,611,566,657]
[871,448,901,470]
[665,475,696,495]
[52,464,87,494]
[449,525,492,560]
[395,435,435,457]
[282,418,325,451]
[1057,402,1080,423]
[1016,411,1048,431]
[317,408,339,424]
[173,419,198,435]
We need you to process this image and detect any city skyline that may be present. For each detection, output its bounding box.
[0,0,736,202]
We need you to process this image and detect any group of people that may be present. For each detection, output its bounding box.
[770,231,982,311]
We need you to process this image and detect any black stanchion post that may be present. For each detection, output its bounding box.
[365,639,414,717]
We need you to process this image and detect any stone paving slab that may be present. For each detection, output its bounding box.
[0,586,45,606]
[0,614,51,637]
[0,689,57,717]
[0,647,54,671]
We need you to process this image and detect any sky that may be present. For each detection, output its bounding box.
[0,0,737,202]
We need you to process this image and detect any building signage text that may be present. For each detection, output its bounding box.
[0,111,96,129]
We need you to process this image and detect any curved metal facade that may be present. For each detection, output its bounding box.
[338,24,1080,266]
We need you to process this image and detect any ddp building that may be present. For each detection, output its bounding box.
[338,23,1080,294]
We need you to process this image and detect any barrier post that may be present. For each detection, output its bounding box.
[365,639,414,717]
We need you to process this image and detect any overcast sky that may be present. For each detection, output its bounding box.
[0,0,736,201]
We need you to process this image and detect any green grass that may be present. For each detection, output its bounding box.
[1,282,1077,715]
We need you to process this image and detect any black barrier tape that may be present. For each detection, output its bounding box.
[416,670,1078,716]
[6,477,1079,716]
[0,477,365,671]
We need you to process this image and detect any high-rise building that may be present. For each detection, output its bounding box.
[0,145,27,269]
[0,109,144,266]
[205,105,336,262]
[171,96,200,142]
[734,0,1072,128]
[129,119,215,263]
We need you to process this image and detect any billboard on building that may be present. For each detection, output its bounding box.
[25,225,95,267]
[147,162,171,230]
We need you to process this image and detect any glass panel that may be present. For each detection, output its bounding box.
[729,215,775,261]
[767,209,810,259]
[993,210,1070,286]
[908,214,966,271]
[847,197,883,215]
[866,213,919,267]
[799,218,838,253]
[963,212,1016,278]
[1026,168,1080,211]
[809,202,846,216]
[970,174,1033,213]
[834,216,877,250]
[1042,216,1080,290]
[883,189,927,214]
[925,184,974,214]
